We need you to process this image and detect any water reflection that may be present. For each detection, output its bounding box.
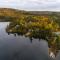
[9,40,51,60]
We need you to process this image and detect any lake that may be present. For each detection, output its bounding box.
[0,22,59,60]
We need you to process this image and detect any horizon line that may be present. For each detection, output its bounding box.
[0,7,60,12]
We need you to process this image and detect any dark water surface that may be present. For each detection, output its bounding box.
[0,22,55,60]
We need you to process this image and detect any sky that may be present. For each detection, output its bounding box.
[0,0,60,11]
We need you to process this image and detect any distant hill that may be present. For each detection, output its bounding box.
[0,8,26,21]
[0,8,60,16]
[0,8,24,17]
[0,8,60,23]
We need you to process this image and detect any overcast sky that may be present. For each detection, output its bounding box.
[0,0,60,11]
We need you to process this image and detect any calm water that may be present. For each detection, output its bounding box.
[0,22,58,60]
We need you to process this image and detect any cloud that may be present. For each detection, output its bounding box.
[0,0,60,11]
